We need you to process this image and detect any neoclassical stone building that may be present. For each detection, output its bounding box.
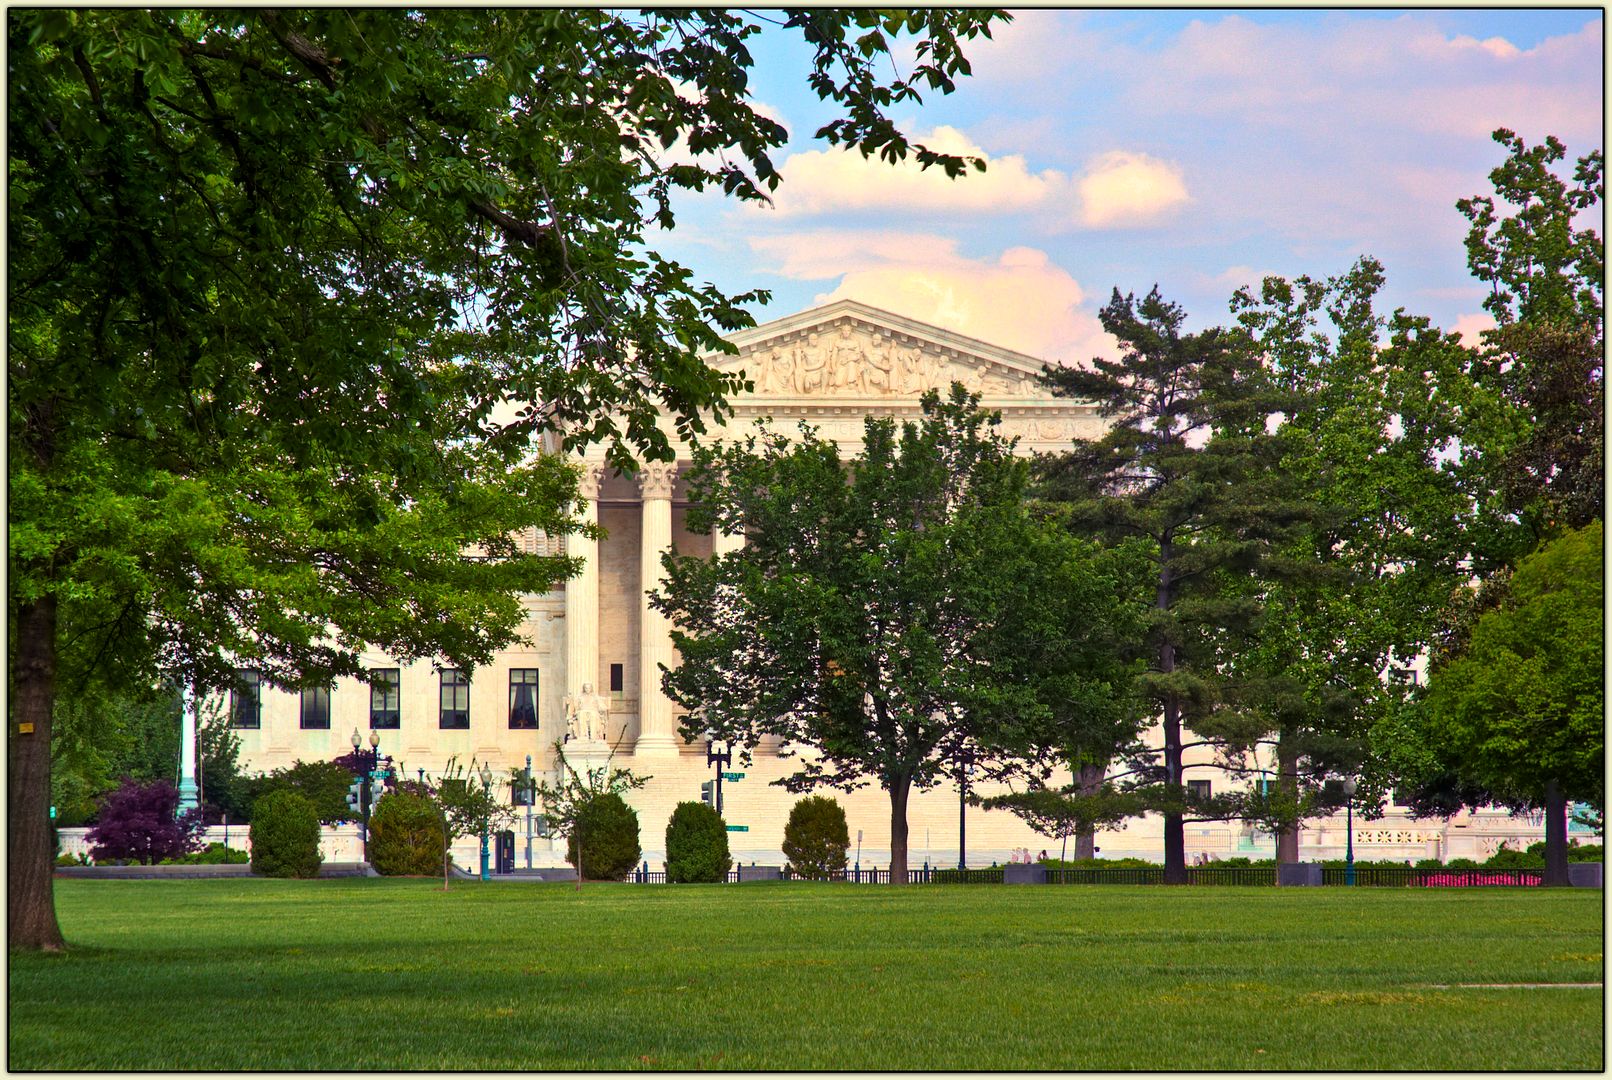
[225,300,1556,868]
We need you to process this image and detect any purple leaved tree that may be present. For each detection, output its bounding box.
[86,779,206,865]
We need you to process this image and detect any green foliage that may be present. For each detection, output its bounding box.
[160,843,250,866]
[659,390,1139,879]
[1415,522,1603,810]
[9,6,1001,946]
[1038,287,1309,876]
[1445,858,1480,869]
[565,793,641,882]
[1227,258,1488,834]
[1457,128,1603,330]
[1482,844,1544,870]
[1456,129,1603,536]
[368,792,448,877]
[781,796,851,879]
[246,760,359,825]
[435,757,515,851]
[533,741,648,883]
[665,802,732,883]
[249,790,323,879]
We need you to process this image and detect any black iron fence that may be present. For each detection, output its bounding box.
[619,864,1550,886]
[1320,866,1543,887]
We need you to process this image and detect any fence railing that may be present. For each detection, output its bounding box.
[1320,866,1543,887]
[621,865,1548,886]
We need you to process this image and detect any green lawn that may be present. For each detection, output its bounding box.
[10,879,1604,1070]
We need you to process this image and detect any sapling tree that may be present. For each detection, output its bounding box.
[534,741,648,887]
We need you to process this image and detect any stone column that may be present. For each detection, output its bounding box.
[565,463,605,709]
[178,684,199,813]
[710,521,780,755]
[710,523,746,559]
[634,462,681,758]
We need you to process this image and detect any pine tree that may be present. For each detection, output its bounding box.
[1038,287,1309,882]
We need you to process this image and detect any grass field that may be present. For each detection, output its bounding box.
[9,879,1604,1070]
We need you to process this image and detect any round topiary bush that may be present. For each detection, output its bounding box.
[782,795,849,879]
[665,801,732,883]
[250,789,323,878]
[565,792,641,881]
[368,791,447,876]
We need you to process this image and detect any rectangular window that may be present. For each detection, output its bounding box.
[609,663,624,695]
[370,669,401,730]
[440,668,469,729]
[509,669,539,729]
[231,670,262,730]
[1187,779,1212,801]
[1256,778,1274,798]
[299,686,331,730]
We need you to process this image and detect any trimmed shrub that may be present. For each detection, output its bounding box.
[160,843,250,866]
[782,795,850,879]
[1484,843,1545,869]
[1445,857,1480,869]
[1414,858,1445,869]
[565,792,640,881]
[86,779,206,865]
[369,792,447,876]
[250,789,323,878]
[666,801,732,883]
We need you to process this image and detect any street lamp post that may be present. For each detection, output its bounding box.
[1343,777,1358,886]
[477,761,494,882]
[349,728,387,863]
[704,730,732,816]
[957,756,976,871]
[524,753,534,870]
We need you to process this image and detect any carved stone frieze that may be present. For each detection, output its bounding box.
[732,320,1040,399]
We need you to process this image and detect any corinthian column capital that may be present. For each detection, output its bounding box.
[576,462,606,501]
[638,461,678,500]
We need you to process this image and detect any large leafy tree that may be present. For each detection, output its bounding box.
[1226,258,1489,861]
[8,8,1006,948]
[1457,127,1603,540]
[655,391,1135,883]
[1038,288,1311,883]
[1413,522,1603,885]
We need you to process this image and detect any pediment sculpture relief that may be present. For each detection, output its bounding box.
[736,323,1039,398]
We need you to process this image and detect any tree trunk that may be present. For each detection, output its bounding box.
[1161,696,1186,884]
[1074,761,1104,860]
[10,595,66,951]
[1157,543,1186,884]
[1274,737,1300,873]
[1543,780,1570,886]
[888,774,911,885]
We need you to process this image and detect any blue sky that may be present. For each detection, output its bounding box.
[653,8,1603,362]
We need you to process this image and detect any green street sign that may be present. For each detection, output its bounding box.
[726,825,749,832]
[722,772,745,782]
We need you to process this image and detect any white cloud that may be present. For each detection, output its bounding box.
[761,125,1068,217]
[1076,151,1191,228]
[1450,311,1497,347]
[751,231,1112,363]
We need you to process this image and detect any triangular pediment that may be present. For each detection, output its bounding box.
[707,300,1050,400]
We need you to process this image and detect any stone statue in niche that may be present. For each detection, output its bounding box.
[564,682,607,743]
